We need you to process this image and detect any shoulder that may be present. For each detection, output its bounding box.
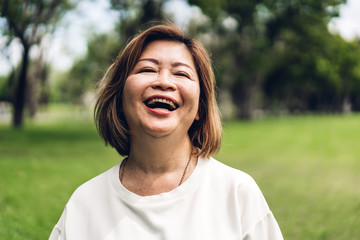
[205,157,271,217]
[206,157,260,191]
[50,163,122,239]
[66,163,119,207]
[205,158,281,237]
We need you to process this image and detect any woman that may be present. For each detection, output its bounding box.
[50,24,283,240]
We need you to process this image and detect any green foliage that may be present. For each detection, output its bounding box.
[59,0,169,103]
[57,33,120,102]
[188,0,360,117]
[38,0,360,117]
[0,0,74,46]
[1,110,360,239]
[189,0,227,20]
[0,74,12,101]
[0,0,76,126]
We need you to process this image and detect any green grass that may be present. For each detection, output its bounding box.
[218,115,360,239]
[0,108,120,239]
[1,110,359,239]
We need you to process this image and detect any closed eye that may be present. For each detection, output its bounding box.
[174,72,190,79]
[138,68,156,73]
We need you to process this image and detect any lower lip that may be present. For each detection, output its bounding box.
[145,106,174,116]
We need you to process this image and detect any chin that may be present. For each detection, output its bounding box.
[143,123,176,137]
[145,129,173,138]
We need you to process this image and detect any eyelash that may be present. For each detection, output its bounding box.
[137,68,190,79]
[138,68,156,73]
[174,72,190,78]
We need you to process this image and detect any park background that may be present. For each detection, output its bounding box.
[1,0,360,239]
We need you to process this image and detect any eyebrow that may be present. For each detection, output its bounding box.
[138,58,194,71]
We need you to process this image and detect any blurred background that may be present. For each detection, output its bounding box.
[0,0,359,239]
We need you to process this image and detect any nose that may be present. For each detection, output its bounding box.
[152,70,176,91]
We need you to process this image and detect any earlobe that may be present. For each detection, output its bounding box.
[195,114,200,121]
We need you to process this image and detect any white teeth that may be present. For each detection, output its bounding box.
[147,98,176,109]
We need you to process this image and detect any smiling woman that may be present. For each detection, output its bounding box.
[49,23,283,240]
[122,40,200,145]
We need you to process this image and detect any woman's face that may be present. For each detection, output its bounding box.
[122,40,200,139]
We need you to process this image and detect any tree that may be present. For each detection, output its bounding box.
[261,0,347,113]
[111,0,165,41]
[60,0,171,103]
[334,37,360,113]
[189,0,347,118]
[0,0,74,127]
[189,0,273,119]
[58,32,120,103]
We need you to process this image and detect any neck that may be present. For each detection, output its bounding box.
[120,132,198,196]
[127,132,193,174]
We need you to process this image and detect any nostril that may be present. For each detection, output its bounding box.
[151,72,176,90]
[152,82,176,91]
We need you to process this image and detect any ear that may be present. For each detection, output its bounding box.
[195,113,200,121]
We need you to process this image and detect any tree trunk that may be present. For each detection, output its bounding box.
[342,95,352,115]
[13,43,30,127]
[234,73,263,120]
[28,49,45,118]
[240,80,260,120]
[27,74,37,118]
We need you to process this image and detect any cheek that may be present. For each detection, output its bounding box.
[121,78,148,119]
[182,83,200,112]
[122,78,140,103]
[190,83,201,104]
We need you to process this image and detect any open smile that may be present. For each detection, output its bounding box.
[144,96,179,112]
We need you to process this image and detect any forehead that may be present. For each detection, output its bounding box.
[140,40,195,66]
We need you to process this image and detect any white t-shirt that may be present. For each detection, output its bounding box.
[49,157,283,240]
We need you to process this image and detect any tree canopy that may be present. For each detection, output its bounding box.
[2,0,360,124]
[188,0,360,118]
[0,0,74,127]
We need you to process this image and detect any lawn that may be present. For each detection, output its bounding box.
[0,108,359,239]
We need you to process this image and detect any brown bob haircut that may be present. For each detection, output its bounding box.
[95,23,222,158]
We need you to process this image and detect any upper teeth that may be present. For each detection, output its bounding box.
[147,98,176,109]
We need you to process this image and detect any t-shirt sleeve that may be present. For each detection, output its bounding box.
[49,208,66,240]
[242,212,284,240]
[237,174,283,240]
